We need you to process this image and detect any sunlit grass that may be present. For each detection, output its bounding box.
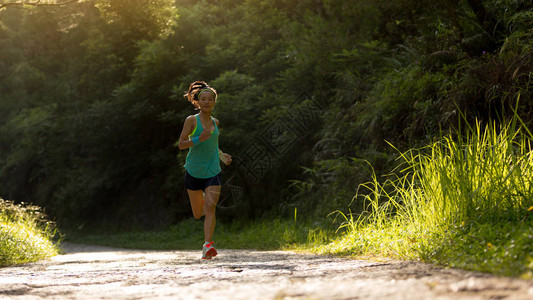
[315,114,533,278]
[0,199,59,266]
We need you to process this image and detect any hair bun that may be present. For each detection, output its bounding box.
[185,81,214,108]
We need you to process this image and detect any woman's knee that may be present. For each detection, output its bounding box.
[204,199,217,212]
[192,211,203,219]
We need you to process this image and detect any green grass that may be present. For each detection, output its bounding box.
[67,217,334,251]
[314,115,533,278]
[0,199,59,266]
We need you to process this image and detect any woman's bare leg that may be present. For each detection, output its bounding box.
[187,189,205,219]
[203,185,221,242]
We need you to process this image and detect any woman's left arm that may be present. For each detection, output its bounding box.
[215,118,232,165]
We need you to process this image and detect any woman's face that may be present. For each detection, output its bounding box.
[198,91,216,112]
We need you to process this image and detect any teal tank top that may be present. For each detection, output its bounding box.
[184,115,221,178]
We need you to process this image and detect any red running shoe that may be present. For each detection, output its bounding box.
[202,241,217,259]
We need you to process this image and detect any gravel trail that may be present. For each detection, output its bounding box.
[0,243,532,299]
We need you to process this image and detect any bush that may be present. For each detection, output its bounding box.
[0,198,58,266]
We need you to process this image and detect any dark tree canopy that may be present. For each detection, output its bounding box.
[0,0,531,229]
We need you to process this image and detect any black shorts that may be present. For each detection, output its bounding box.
[185,171,222,191]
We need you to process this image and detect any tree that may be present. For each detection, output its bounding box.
[0,0,79,9]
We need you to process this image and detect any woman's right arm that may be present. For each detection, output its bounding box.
[178,116,195,150]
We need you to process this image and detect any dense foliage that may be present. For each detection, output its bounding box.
[0,0,531,230]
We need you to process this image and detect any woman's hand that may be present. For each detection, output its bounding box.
[220,152,232,166]
[199,128,212,142]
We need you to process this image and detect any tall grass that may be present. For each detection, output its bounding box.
[388,117,533,227]
[0,198,59,266]
[321,114,533,278]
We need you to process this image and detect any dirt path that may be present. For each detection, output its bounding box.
[0,243,532,300]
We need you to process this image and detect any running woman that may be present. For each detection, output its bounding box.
[178,81,232,259]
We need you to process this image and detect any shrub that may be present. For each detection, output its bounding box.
[0,198,58,266]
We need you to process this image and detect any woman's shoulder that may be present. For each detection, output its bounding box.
[185,114,199,122]
[212,117,220,126]
[183,114,198,127]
